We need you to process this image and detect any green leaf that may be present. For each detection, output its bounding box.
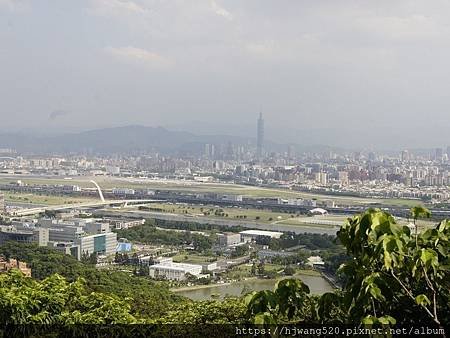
[253,312,277,325]
[420,249,438,270]
[415,294,431,307]
[378,315,396,325]
[383,250,392,270]
[411,206,431,220]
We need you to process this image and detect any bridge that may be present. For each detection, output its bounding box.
[10,199,160,216]
[8,179,159,216]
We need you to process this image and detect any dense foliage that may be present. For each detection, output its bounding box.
[269,232,338,251]
[268,232,349,279]
[245,208,450,328]
[0,270,138,324]
[155,298,246,324]
[0,243,183,319]
[1,207,448,328]
[116,220,213,252]
[147,218,245,233]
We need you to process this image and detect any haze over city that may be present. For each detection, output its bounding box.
[1,0,450,148]
[0,1,449,334]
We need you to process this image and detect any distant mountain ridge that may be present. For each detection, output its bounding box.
[0,125,341,155]
[0,125,245,155]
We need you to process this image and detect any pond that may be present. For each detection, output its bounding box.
[175,274,334,301]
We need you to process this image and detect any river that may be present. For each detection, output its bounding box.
[175,274,334,301]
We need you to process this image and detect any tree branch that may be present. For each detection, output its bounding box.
[390,270,436,323]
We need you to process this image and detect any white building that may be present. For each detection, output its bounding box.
[240,230,283,242]
[309,208,328,215]
[149,262,203,281]
[217,233,242,246]
[306,256,325,267]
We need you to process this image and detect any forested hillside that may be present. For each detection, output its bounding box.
[0,208,448,330]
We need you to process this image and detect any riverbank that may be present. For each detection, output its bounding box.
[171,270,330,295]
[173,273,335,301]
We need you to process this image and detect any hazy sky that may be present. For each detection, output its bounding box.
[1,0,450,146]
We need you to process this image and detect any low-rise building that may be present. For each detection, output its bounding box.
[217,232,241,247]
[48,241,80,258]
[201,262,217,272]
[105,218,145,230]
[306,256,325,268]
[149,261,203,281]
[257,250,296,262]
[240,230,283,243]
[0,224,49,246]
[0,257,31,277]
[84,222,110,235]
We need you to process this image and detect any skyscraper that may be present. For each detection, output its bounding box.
[435,148,443,162]
[256,112,264,159]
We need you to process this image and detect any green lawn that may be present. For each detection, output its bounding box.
[142,202,300,224]
[5,192,95,205]
[171,252,217,265]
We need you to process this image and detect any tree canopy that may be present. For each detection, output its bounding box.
[245,208,450,328]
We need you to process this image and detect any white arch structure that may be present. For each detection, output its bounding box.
[90,180,105,202]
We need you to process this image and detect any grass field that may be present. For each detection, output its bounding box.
[143,202,301,224]
[171,252,217,265]
[5,192,95,205]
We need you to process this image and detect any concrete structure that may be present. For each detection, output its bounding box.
[201,262,217,272]
[239,229,283,242]
[309,208,328,215]
[217,232,241,247]
[0,225,49,246]
[48,242,80,258]
[10,199,160,216]
[74,232,117,259]
[149,261,203,281]
[106,218,145,230]
[0,258,31,277]
[84,222,110,235]
[42,223,84,243]
[306,256,325,267]
[154,257,174,265]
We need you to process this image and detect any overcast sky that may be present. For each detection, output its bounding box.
[1,0,450,147]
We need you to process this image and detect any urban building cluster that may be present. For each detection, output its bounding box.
[0,215,143,260]
[2,139,450,204]
[143,229,282,281]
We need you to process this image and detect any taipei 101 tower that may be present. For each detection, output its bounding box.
[256,112,264,159]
